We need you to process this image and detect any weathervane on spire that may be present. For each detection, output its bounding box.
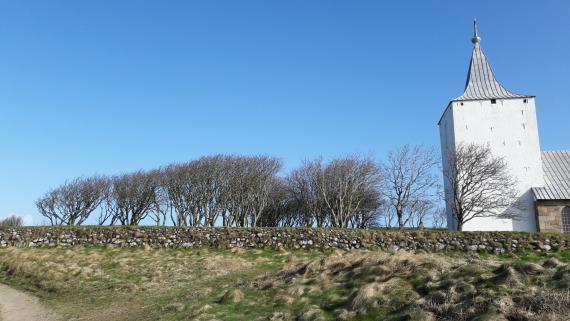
[472,18,481,46]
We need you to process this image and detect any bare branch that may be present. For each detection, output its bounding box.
[443,143,523,231]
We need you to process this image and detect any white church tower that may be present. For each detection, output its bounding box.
[439,20,544,232]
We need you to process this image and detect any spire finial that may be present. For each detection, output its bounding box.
[472,17,481,46]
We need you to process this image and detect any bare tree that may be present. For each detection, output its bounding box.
[36,190,59,225]
[348,195,381,228]
[103,171,156,225]
[256,179,293,227]
[157,155,281,227]
[286,158,328,227]
[247,156,283,227]
[285,156,381,228]
[148,169,172,226]
[443,143,522,231]
[319,156,381,228]
[161,163,197,226]
[0,214,24,227]
[407,199,434,228]
[380,145,439,229]
[377,201,397,228]
[221,155,282,227]
[430,207,447,229]
[193,156,231,227]
[36,176,108,225]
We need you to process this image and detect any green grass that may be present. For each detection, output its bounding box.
[444,248,570,264]
[0,247,569,320]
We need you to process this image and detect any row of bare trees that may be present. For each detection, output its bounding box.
[0,215,24,227]
[34,143,522,230]
[275,156,383,228]
[36,156,283,228]
[35,149,443,228]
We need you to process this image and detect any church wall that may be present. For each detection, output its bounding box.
[441,97,544,232]
[536,200,570,233]
[438,103,457,230]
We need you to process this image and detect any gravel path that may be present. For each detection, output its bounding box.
[0,283,59,321]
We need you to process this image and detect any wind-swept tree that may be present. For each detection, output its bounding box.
[319,156,381,228]
[0,214,24,227]
[246,156,283,227]
[256,179,293,227]
[160,163,193,226]
[148,168,172,226]
[286,158,328,227]
[222,155,282,227]
[36,176,108,225]
[102,171,156,225]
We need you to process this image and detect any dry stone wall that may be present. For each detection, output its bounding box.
[0,227,568,254]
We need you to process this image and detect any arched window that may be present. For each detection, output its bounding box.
[563,207,570,233]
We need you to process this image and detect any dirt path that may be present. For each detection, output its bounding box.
[0,283,59,321]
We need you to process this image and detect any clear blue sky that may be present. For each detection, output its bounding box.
[1,1,569,225]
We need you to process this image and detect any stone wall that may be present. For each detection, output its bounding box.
[536,200,570,233]
[1,227,569,254]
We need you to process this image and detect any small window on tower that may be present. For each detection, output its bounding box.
[460,102,464,106]
[524,99,528,103]
[491,99,497,104]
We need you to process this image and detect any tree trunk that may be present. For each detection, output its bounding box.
[457,222,463,231]
[398,213,404,230]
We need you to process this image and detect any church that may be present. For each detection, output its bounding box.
[439,20,570,233]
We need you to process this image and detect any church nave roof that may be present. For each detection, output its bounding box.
[533,150,570,201]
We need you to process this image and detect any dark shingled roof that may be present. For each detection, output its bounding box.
[533,151,570,200]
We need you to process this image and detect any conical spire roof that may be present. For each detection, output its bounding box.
[453,19,530,101]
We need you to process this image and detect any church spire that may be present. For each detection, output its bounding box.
[453,19,530,101]
[472,18,481,46]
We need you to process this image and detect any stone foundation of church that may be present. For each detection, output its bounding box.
[536,200,570,233]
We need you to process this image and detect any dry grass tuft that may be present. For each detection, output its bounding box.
[230,247,246,254]
[495,264,524,287]
[270,311,292,321]
[507,290,570,321]
[543,257,563,268]
[518,262,545,275]
[162,302,185,312]
[217,288,244,304]
[349,281,388,312]
[298,305,324,321]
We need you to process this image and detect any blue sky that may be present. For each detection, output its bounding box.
[1,1,569,225]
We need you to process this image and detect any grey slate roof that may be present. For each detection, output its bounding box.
[453,44,531,101]
[533,151,570,200]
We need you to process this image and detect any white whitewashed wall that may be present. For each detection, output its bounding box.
[439,97,544,232]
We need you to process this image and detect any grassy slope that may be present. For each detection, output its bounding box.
[0,247,569,321]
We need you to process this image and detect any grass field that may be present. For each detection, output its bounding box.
[0,246,569,321]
